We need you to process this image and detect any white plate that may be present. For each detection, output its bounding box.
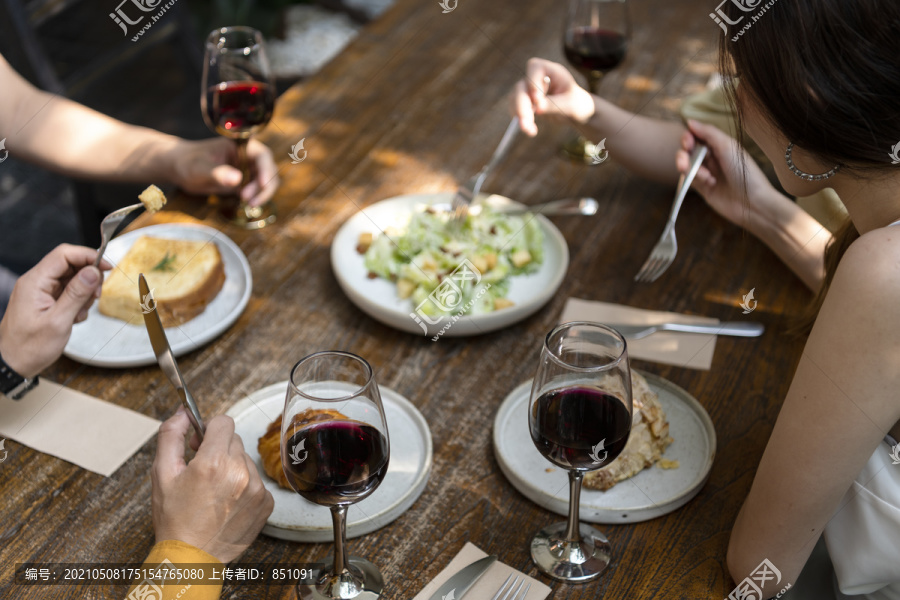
[330,192,569,337]
[227,382,433,542]
[64,224,252,368]
[493,371,716,524]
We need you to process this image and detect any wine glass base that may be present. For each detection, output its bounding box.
[561,135,608,166]
[212,194,277,229]
[297,556,384,600]
[530,521,612,583]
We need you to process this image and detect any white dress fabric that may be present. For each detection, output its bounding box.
[822,217,900,600]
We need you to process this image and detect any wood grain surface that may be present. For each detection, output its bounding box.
[0,0,812,597]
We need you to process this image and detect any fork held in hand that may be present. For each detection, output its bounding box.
[93,203,145,267]
[451,117,520,225]
[634,144,709,282]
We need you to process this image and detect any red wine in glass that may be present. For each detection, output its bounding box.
[531,386,631,470]
[283,420,389,506]
[563,27,628,77]
[205,81,274,139]
[527,322,632,583]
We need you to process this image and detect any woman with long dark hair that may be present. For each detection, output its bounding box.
[511,1,900,597]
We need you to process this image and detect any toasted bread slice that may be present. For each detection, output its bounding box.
[99,236,226,327]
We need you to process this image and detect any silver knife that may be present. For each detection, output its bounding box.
[610,321,764,340]
[139,273,206,441]
[427,555,497,600]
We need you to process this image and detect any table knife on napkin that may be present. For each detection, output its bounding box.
[610,321,764,340]
[139,274,206,441]
[427,555,497,600]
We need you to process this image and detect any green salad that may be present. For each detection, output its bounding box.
[360,206,544,318]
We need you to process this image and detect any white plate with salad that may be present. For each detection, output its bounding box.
[330,192,569,337]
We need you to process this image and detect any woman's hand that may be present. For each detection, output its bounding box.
[0,245,110,378]
[509,58,596,137]
[676,120,778,231]
[151,410,274,564]
[169,138,280,207]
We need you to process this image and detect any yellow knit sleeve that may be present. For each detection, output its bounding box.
[125,540,223,600]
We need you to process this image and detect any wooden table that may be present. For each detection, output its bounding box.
[0,0,812,597]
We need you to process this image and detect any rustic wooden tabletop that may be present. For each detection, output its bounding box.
[0,0,812,597]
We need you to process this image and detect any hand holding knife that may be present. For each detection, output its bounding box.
[139,274,206,441]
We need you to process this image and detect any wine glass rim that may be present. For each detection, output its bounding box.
[288,351,375,402]
[206,26,264,49]
[542,321,628,372]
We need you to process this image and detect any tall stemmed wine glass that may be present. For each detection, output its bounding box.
[201,26,277,229]
[281,352,390,600]
[528,322,632,582]
[561,0,631,164]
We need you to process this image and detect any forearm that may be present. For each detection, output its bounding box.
[747,188,829,292]
[12,92,182,184]
[1,56,181,184]
[575,95,686,186]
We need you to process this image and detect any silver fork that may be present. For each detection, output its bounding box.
[451,117,520,225]
[634,144,708,282]
[93,202,144,267]
[491,574,531,600]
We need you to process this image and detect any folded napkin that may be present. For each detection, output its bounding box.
[413,542,551,600]
[0,379,160,476]
[560,298,719,370]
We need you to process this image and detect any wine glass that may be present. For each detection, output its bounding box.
[528,322,632,582]
[281,351,390,600]
[201,26,277,229]
[561,0,631,164]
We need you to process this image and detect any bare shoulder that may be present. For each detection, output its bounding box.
[830,227,900,299]
[811,227,900,411]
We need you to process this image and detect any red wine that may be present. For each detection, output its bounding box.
[531,387,631,470]
[564,27,627,75]
[282,420,389,506]
[205,81,274,138]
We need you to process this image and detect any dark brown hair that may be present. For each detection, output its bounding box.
[717,0,900,332]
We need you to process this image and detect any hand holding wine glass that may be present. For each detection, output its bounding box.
[528,322,633,582]
[561,0,630,163]
[281,352,390,600]
[201,26,277,229]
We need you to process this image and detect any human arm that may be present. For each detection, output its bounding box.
[150,410,274,563]
[509,58,687,185]
[0,54,278,206]
[676,120,829,291]
[0,245,110,379]
[128,410,273,599]
[725,231,900,595]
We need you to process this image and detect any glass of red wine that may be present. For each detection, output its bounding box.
[561,0,630,164]
[281,351,390,600]
[528,322,632,582]
[201,26,277,229]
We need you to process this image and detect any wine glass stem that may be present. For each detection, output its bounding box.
[330,505,350,576]
[235,138,251,193]
[586,73,603,96]
[564,470,584,543]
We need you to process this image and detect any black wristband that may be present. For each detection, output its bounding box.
[0,354,38,400]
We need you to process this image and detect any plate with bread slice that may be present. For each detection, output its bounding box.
[64,223,252,368]
[493,370,715,524]
[227,381,433,542]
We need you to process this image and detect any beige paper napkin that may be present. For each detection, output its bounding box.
[0,379,160,477]
[413,542,551,600]
[560,298,719,370]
